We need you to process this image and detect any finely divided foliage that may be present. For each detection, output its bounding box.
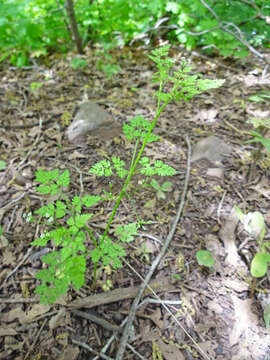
[30,45,224,304]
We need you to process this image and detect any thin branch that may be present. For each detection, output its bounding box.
[185,26,219,36]
[72,339,114,360]
[200,0,220,21]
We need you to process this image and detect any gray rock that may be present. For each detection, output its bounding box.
[191,136,231,165]
[66,101,115,142]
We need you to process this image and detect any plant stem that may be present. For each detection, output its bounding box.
[100,96,173,245]
[130,139,140,170]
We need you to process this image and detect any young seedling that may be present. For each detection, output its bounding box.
[234,205,269,278]
[196,250,215,268]
[30,45,224,304]
[96,44,121,78]
[246,93,270,180]
[30,81,43,99]
[248,91,270,103]
[71,57,88,70]
[150,179,173,200]
[246,117,270,154]
[0,160,7,170]
[235,205,270,327]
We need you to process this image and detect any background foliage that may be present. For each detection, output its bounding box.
[1,0,269,66]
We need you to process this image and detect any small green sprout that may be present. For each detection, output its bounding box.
[0,160,7,171]
[196,250,215,268]
[150,179,173,200]
[71,57,88,70]
[235,205,269,278]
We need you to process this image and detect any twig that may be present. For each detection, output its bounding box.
[24,319,47,360]
[68,275,175,309]
[223,119,249,135]
[137,232,163,245]
[126,343,148,360]
[7,204,18,232]
[79,171,84,196]
[0,117,55,129]
[0,192,26,212]
[71,339,115,360]
[92,318,128,360]
[5,247,33,281]
[190,50,240,73]
[217,190,226,225]
[200,0,219,20]
[4,224,40,282]
[137,298,182,309]
[72,309,119,333]
[46,157,90,176]
[115,136,192,360]
[0,298,38,304]
[74,315,147,360]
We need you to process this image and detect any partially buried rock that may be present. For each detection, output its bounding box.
[191,136,231,166]
[66,101,118,143]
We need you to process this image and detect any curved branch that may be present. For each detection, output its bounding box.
[197,0,270,64]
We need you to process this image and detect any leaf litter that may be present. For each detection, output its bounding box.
[0,46,270,359]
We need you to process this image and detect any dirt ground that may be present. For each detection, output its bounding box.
[0,45,270,360]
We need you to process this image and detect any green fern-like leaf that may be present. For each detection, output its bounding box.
[81,195,102,207]
[115,223,138,242]
[123,116,160,143]
[35,203,55,218]
[68,256,86,289]
[67,214,93,229]
[111,157,128,179]
[57,169,70,187]
[31,231,51,246]
[139,157,156,176]
[55,200,66,218]
[72,196,81,213]
[89,160,112,177]
[35,185,52,194]
[34,169,59,184]
[154,160,177,176]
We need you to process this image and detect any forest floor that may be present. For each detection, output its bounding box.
[0,44,270,360]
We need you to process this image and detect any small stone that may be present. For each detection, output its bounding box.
[66,101,116,142]
[206,167,224,179]
[191,136,231,165]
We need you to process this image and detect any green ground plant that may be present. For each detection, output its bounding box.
[246,117,270,155]
[96,48,121,78]
[247,90,270,155]
[196,250,215,268]
[245,92,270,181]
[29,45,224,304]
[234,205,270,278]
[29,81,43,99]
[196,206,270,279]
[71,57,88,70]
[234,205,270,327]
[0,160,7,170]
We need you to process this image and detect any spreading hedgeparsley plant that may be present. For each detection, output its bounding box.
[30,45,224,304]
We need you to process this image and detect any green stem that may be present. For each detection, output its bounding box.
[130,139,140,170]
[92,261,98,289]
[84,225,98,248]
